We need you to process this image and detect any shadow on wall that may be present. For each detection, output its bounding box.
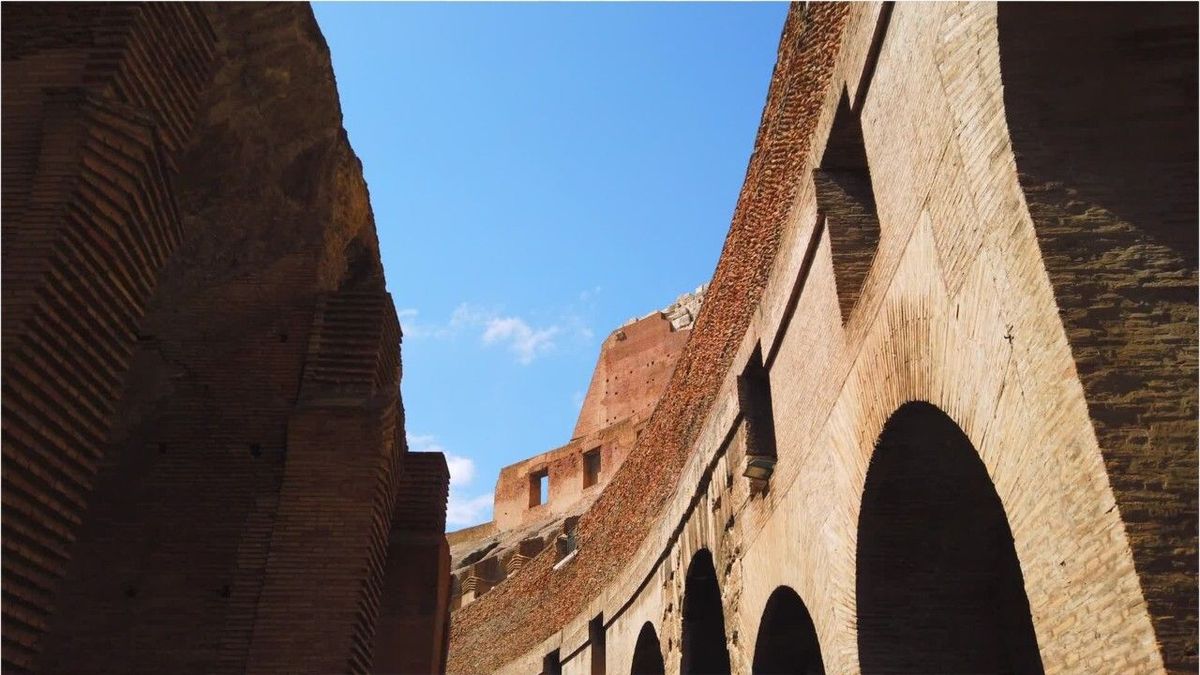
[999,3,1198,267]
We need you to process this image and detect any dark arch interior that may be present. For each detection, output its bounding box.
[630,622,665,675]
[681,549,731,674]
[752,586,825,675]
[856,402,1043,674]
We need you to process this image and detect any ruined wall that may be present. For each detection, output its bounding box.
[448,290,705,613]
[494,290,704,532]
[2,4,449,673]
[376,452,452,675]
[493,418,639,532]
[448,4,1195,674]
[573,290,704,439]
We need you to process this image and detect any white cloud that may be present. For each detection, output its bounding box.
[397,303,568,365]
[397,308,451,340]
[579,285,602,302]
[446,492,494,528]
[445,453,476,488]
[407,433,442,453]
[482,316,560,365]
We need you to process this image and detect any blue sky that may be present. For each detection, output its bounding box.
[312,2,787,529]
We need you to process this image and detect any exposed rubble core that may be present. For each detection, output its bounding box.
[1,4,449,673]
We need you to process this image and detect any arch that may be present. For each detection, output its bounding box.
[751,586,825,675]
[680,549,731,674]
[856,402,1043,674]
[629,622,664,675]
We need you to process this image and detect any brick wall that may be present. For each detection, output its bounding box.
[574,313,695,440]
[998,5,1198,670]
[448,3,1194,673]
[1,5,215,670]
[375,452,452,674]
[4,4,450,673]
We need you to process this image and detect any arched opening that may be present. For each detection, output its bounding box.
[856,402,1043,674]
[752,586,825,674]
[630,622,665,675]
[681,549,731,674]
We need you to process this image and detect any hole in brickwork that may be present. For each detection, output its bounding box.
[752,586,825,674]
[250,443,262,458]
[583,447,601,489]
[814,90,880,324]
[631,622,665,675]
[681,549,731,674]
[461,541,499,568]
[738,344,777,460]
[529,469,549,508]
[856,402,1043,674]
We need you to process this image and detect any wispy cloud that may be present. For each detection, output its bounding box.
[408,433,492,529]
[579,285,602,303]
[399,302,576,366]
[482,317,560,365]
[446,492,494,528]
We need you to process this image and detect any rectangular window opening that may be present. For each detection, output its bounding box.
[529,469,549,508]
[739,344,778,494]
[543,649,562,675]
[583,448,602,489]
[738,344,778,460]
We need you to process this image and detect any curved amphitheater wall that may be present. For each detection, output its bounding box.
[449,3,1194,673]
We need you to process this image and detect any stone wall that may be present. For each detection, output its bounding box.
[1,6,217,670]
[450,290,704,612]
